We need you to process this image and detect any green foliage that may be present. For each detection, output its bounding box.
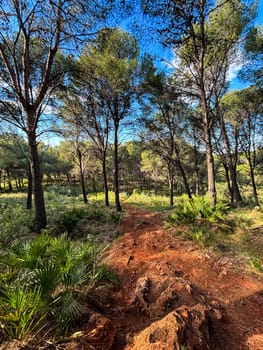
[167,201,196,224]
[0,234,117,338]
[167,196,229,225]
[45,195,122,236]
[251,257,263,272]
[123,190,171,211]
[0,203,33,247]
[0,283,45,340]
[59,207,87,233]
[186,224,213,247]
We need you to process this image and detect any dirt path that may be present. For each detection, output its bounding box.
[103,206,263,350]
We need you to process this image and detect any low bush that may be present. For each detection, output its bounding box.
[0,203,33,247]
[0,234,117,339]
[0,283,45,340]
[47,202,122,236]
[166,196,229,226]
[186,224,214,247]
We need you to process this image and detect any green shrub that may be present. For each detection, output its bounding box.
[186,224,214,247]
[59,207,87,233]
[167,201,196,225]
[167,196,229,226]
[0,203,33,246]
[251,257,263,272]
[0,283,46,340]
[47,202,121,236]
[1,234,117,337]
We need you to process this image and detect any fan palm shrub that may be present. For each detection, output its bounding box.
[0,283,46,340]
[167,196,229,225]
[0,234,117,338]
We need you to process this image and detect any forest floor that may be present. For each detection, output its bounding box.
[99,205,263,350]
[2,205,263,350]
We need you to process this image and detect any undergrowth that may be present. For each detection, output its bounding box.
[0,191,121,341]
[0,234,118,340]
[166,197,263,272]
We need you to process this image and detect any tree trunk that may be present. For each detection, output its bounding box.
[27,162,33,210]
[80,170,88,204]
[113,120,122,211]
[28,131,47,233]
[168,175,174,206]
[6,168,12,192]
[102,154,109,206]
[248,156,260,207]
[222,161,233,204]
[174,146,192,199]
[193,144,201,196]
[220,115,242,206]
[77,149,88,204]
[201,94,216,207]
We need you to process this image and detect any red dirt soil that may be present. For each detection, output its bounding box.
[102,205,263,350]
[1,205,262,350]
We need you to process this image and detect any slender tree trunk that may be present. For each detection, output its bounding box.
[77,150,88,204]
[113,120,122,211]
[28,131,47,233]
[205,128,216,207]
[220,114,242,206]
[6,168,12,192]
[174,146,192,199]
[80,170,88,204]
[193,144,201,196]
[201,93,216,207]
[168,173,174,206]
[102,155,109,207]
[222,161,233,204]
[27,162,33,210]
[248,156,260,207]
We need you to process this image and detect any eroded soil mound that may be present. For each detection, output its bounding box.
[100,206,263,350]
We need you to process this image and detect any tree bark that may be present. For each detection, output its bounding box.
[193,143,201,196]
[167,160,174,206]
[174,147,192,200]
[113,120,122,211]
[80,170,88,204]
[102,153,109,206]
[26,161,32,210]
[201,93,217,207]
[77,148,88,204]
[28,131,47,233]
[222,161,233,204]
[168,175,174,206]
[220,111,242,206]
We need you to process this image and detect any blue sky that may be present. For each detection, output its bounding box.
[255,0,263,25]
[228,0,263,90]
